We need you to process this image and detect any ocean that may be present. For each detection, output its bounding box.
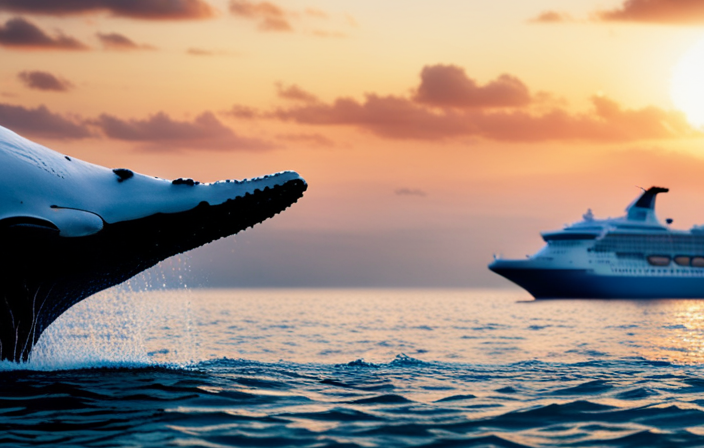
[3,288,704,447]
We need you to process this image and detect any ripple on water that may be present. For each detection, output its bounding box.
[4,289,704,447]
[1,357,704,447]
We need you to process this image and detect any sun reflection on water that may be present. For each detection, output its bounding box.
[643,300,704,364]
[23,288,704,369]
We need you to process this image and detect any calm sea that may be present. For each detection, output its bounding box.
[4,288,704,446]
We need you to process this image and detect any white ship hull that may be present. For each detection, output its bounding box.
[489,187,704,299]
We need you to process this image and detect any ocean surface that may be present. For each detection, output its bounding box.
[5,288,704,446]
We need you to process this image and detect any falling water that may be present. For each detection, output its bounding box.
[17,255,198,371]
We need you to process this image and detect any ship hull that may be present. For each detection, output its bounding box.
[489,262,704,299]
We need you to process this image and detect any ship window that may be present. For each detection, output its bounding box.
[693,257,704,268]
[675,256,691,267]
[647,255,670,266]
[616,252,645,260]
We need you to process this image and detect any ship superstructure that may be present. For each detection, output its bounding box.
[489,187,704,298]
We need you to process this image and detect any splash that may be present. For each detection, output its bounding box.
[0,257,199,371]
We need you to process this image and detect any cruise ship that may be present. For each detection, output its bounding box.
[489,187,704,299]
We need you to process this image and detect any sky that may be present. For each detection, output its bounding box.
[4,0,704,287]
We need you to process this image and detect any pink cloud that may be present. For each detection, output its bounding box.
[305,8,327,19]
[0,0,215,20]
[269,66,694,143]
[229,1,341,35]
[229,0,292,32]
[186,47,230,56]
[0,103,273,149]
[0,103,91,139]
[0,17,88,50]
[468,96,691,142]
[187,47,213,56]
[598,0,704,24]
[258,16,292,32]
[222,104,261,119]
[276,83,318,103]
[229,0,284,18]
[18,70,73,91]
[529,11,572,23]
[96,32,155,51]
[274,94,477,140]
[413,64,531,109]
[93,111,271,149]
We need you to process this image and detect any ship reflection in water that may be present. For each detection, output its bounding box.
[490,186,704,299]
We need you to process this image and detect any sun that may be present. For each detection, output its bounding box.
[672,38,704,128]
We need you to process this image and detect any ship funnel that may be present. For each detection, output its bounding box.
[625,186,668,222]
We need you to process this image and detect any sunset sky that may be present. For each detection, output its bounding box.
[4,0,704,287]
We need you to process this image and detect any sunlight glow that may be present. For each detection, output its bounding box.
[672,38,704,128]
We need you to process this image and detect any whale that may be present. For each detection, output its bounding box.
[0,125,307,362]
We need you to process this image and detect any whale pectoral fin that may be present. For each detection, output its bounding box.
[0,208,105,238]
[49,207,105,237]
[0,216,59,234]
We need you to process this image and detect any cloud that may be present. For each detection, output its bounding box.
[345,14,358,28]
[529,11,572,23]
[96,32,155,51]
[597,0,704,24]
[414,65,532,109]
[0,103,271,148]
[18,70,73,91]
[187,47,212,56]
[305,8,327,19]
[0,103,91,139]
[0,0,215,20]
[272,92,693,142]
[395,188,426,197]
[222,104,261,119]
[228,1,345,36]
[264,65,695,142]
[0,17,88,50]
[92,111,271,149]
[276,83,318,103]
[273,94,476,140]
[186,47,230,56]
[470,96,692,142]
[229,0,292,32]
[229,0,284,18]
[258,16,292,32]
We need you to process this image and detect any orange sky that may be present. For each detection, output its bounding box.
[3,0,704,287]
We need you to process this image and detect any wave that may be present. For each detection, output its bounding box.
[3,355,704,447]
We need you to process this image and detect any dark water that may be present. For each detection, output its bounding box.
[4,289,704,447]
